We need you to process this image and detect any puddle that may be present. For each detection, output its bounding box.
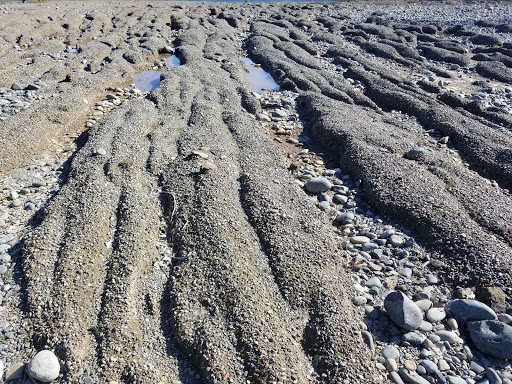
[167,54,181,68]
[71,46,78,53]
[133,70,162,92]
[240,57,280,93]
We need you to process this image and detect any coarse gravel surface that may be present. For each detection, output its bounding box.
[0,1,511,383]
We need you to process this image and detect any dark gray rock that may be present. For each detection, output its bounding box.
[467,320,512,360]
[449,299,496,321]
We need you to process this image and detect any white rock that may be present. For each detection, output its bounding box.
[27,350,60,382]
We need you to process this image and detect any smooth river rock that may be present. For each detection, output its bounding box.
[27,350,60,382]
[305,177,332,193]
[449,299,496,321]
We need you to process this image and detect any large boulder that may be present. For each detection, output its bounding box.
[468,320,512,360]
[384,291,423,331]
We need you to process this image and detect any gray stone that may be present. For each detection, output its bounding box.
[419,321,433,332]
[447,318,458,330]
[353,296,367,306]
[427,308,446,323]
[402,332,426,345]
[469,361,485,374]
[449,299,496,321]
[438,359,450,371]
[381,345,400,360]
[385,291,423,330]
[405,147,433,160]
[421,359,438,373]
[256,113,271,122]
[468,320,512,360]
[398,368,430,384]
[336,211,354,223]
[161,45,174,54]
[380,229,395,239]
[388,235,404,247]
[350,236,370,244]
[498,313,512,324]
[0,265,7,274]
[435,330,459,344]
[446,376,467,384]
[333,194,348,204]
[305,177,332,194]
[415,299,433,312]
[27,350,60,382]
[366,277,382,288]
[5,361,24,381]
[361,331,375,352]
[426,274,438,285]
[399,268,412,278]
[385,358,398,372]
[390,371,405,384]
[486,368,502,384]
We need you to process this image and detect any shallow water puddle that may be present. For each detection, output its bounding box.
[167,54,180,68]
[132,53,181,92]
[133,70,162,92]
[240,57,280,93]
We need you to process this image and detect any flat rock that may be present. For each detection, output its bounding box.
[467,320,512,360]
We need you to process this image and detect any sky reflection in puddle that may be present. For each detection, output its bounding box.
[132,54,181,92]
[240,57,280,93]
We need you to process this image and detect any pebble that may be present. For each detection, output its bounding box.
[353,296,367,306]
[382,345,400,360]
[426,274,438,284]
[497,313,512,324]
[446,376,467,384]
[388,234,404,247]
[336,211,355,223]
[398,367,430,384]
[256,113,271,122]
[435,330,459,344]
[95,148,107,156]
[361,330,375,351]
[447,318,458,330]
[415,299,433,312]
[27,350,60,382]
[438,359,450,371]
[404,360,416,371]
[351,235,370,244]
[366,277,382,288]
[402,332,426,345]
[386,358,398,372]
[427,308,446,323]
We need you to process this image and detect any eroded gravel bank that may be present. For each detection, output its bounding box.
[0,1,511,383]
